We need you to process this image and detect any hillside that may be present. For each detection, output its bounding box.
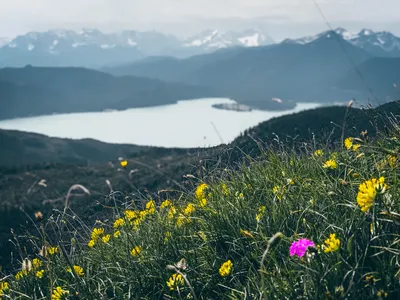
[0,129,153,168]
[336,57,400,101]
[0,66,222,120]
[1,101,399,271]
[1,109,399,298]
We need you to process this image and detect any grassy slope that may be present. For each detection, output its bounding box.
[2,126,399,299]
[0,103,400,294]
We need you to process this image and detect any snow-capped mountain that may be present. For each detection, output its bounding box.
[0,29,182,67]
[283,28,400,57]
[0,38,11,48]
[347,29,400,57]
[0,28,275,67]
[183,29,274,50]
[3,28,181,53]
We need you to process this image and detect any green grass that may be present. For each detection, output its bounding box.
[1,131,400,299]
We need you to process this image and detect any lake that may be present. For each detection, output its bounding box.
[0,98,320,148]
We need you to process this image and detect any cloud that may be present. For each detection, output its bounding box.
[0,0,399,37]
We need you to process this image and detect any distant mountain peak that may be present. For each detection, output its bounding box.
[359,28,374,36]
[183,28,274,50]
[0,37,11,47]
[283,27,400,56]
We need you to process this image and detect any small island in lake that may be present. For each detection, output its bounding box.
[212,102,253,112]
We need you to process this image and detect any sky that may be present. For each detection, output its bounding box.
[0,0,399,40]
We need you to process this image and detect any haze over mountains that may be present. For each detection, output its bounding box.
[106,29,400,107]
[0,28,274,67]
[0,27,399,68]
[0,26,399,121]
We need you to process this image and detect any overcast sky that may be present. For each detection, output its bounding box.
[0,0,399,40]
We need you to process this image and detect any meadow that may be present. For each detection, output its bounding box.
[0,127,399,299]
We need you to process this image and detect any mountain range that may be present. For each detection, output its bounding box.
[0,28,273,68]
[3,27,400,68]
[1,26,400,119]
[106,30,392,107]
[283,28,400,57]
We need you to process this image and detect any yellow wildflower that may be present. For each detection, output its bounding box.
[35,270,45,279]
[273,186,284,200]
[236,192,244,200]
[322,233,341,253]
[314,149,324,157]
[48,247,59,255]
[272,186,280,194]
[130,246,142,257]
[130,216,143,229]
[101,234,111,243]
[176,214,191,227]
[352,144,361,152]
[183,203,196,216]
[377,290,388,298]
[88,239,95,248]
[51,287,69,300]
[160,199,173,209]
[219,260,233,277]
[240,229,255,239]
[113,218,125,229]
[166,273,184,291]
[344,137,353,150]
[168,206,177,219]
[365,275,377,285]
[0,281,9,296]
[323,159,337,169]
[113,230,121,238]
[139,210,148,219]
[199,198,207,207]
[0,282,8,290]
[120,160,128,168]
[221,183,230,196]
[91,227,104,240]
[357,177,388,212]
[32,258,42,269]
[67,265,84,277]
[15,270,28,280]
[195,183,209,200]
[256,206,266,222]
[388,155,397,168]
[145,200,156,214]
[124,209,138,221]
[195,183,210,206]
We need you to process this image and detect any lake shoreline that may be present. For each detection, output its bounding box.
[0,98,321,148]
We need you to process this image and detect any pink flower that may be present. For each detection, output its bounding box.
[289,238,315,257]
